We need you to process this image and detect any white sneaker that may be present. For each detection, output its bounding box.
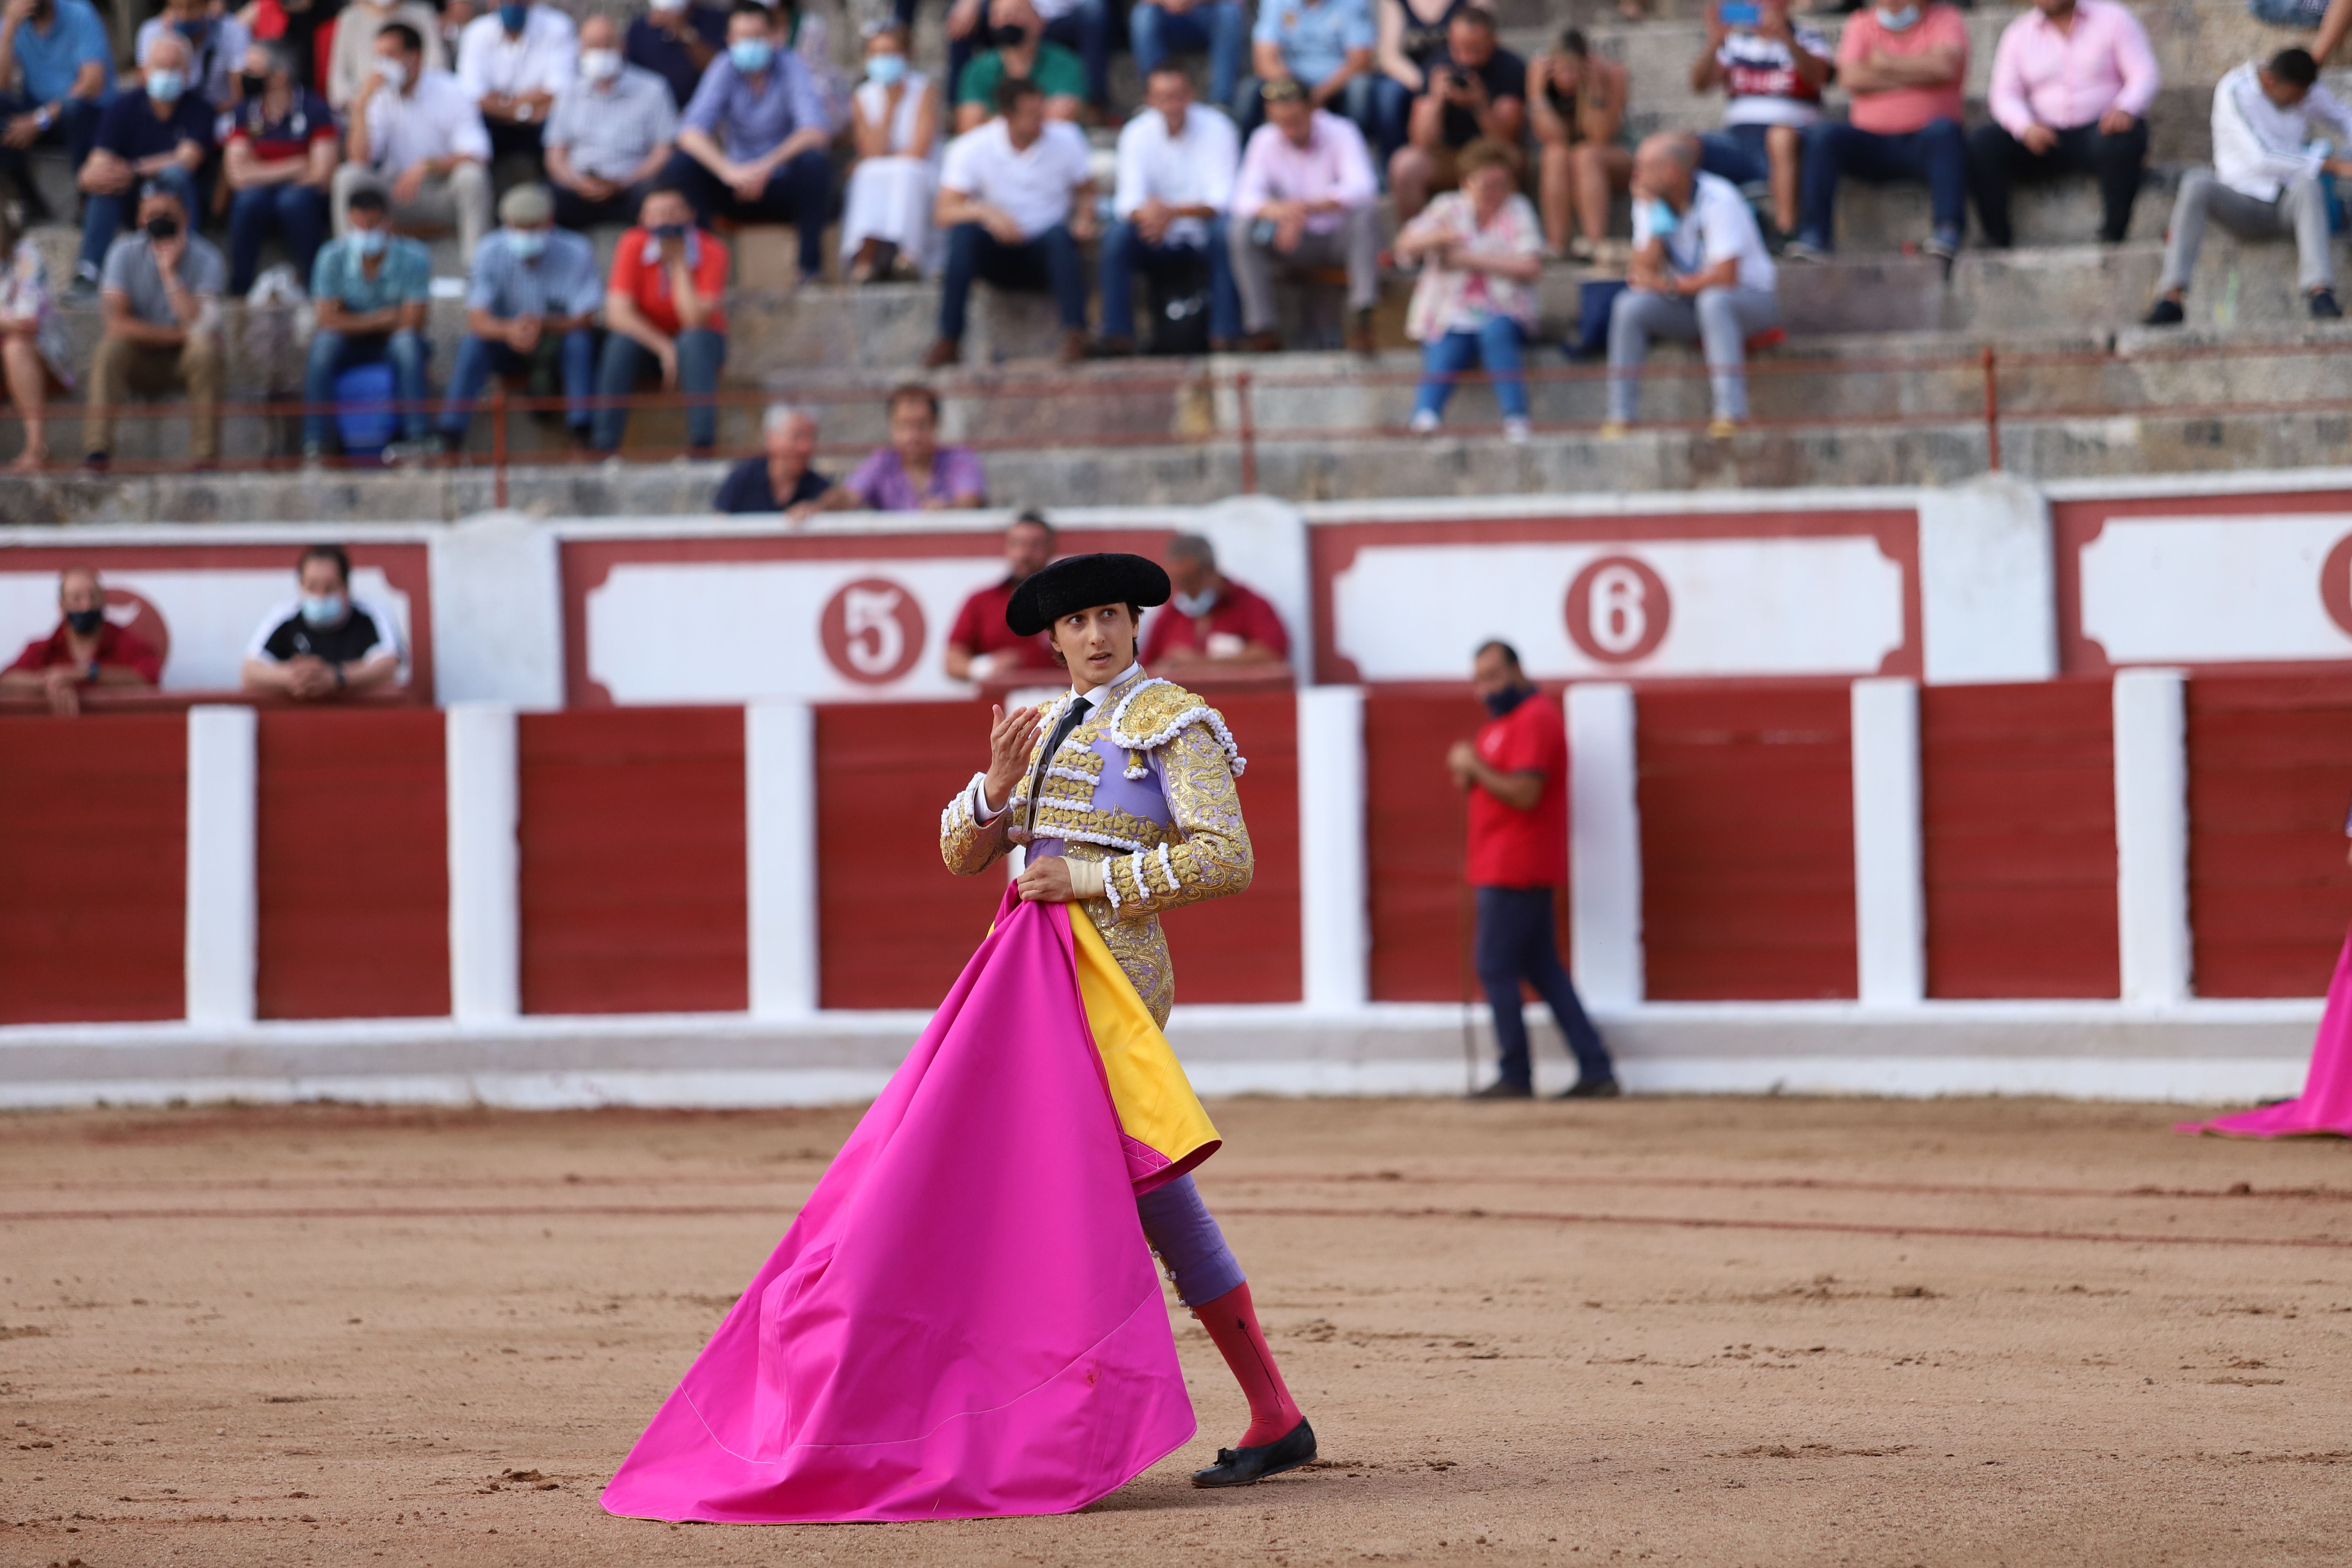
[1502,417,1530,444]
[1408,409,1441,435]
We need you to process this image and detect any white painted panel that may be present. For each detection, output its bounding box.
[1568,684,1643,1007]
[746,701,819,1019]
[0,569,413,690]
[1297,686,1368,1011]
[2113,670,2191,1006]
[185,704,257,1027]
[446,704,518,1025]
[2079,513,2352,666]
[1850,678,1924,1006]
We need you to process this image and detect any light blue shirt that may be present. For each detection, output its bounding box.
[312,234,433,315]
[464,227,604,320]
[680,50,828,167]
[5,0,114,103]
[1250,0,1374,89]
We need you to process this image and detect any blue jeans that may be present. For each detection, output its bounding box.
[1371,74,1413,166]
[438,327,597,439]
[1043,0,1112,104]
[1099,216,1239,343]
[939,221,1089,341]
[1699,123,1773,186]
[80,163,198,278]
[227,182,329,296]
[1797,117,1966,251]
[1130,0,1246,106]
[304,328,432,447]
[665,146,833,279]
[1475,885,1614,1090]
[592,327,727,451]
[1413,319,1528,421]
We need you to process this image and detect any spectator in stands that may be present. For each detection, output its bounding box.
[0,204,72,470]
[2147,48,2352,323]
[303,187,433,463]
[628,0,727,114]
[1692,0,1830,247]
[1450,638,1617,1100]
[841,21,943,282]
[1142,532,1290,670]
[240,545,403,701]
[1605,132,1777,437]
[1396,138,1540,441]
[545,14,680,230]
[771,0,851,134]
[0,568,162,716]
[131,0,250,112]
[328,0,447,110]
[592,184,728,453]
[671,2,834,286]
[456,0,577,164]
[1133,0,1246,113]
[1529,30,1632,261]
[69,32,210,299]
[222,41,338,297]
[811,382,989,511]
[83,179,224,470]
[1969,0,2157,250]
[927,77,1095,368]
[1229,79,1380,355]
[1389,8,1525,225]
[0,0,113,214]
[715,403,833,515]
[335,22,494,267]
[944,509,1058,680]
[1373,0,1476,167]
[952,0,1084,133]
[1790,0,1969,262]
[1237,0,1375,138]
[1097,63,1241,356]
[438,183,602,448]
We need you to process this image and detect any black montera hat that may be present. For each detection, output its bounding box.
[1005,552,1173,636]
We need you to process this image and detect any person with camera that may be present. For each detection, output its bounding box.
[83,179,224,470]
[1692,0,1830,245]
[1387,6,1523,225]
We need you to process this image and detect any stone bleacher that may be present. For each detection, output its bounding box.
[3,0,2348,515]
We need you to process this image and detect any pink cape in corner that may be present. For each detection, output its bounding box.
[599,887,1196,1524]
[2180,924,2352,1138]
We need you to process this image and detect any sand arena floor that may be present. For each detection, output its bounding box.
[2,1094,2350,1567]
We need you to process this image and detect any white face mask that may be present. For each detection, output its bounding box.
[649,0,687,12]
[1874,4,1919,27]
[373,55,408,89]
[580,47,622,81]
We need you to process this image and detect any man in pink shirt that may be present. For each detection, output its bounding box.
[1789,0,1969,261]
[1227,77,1379,352]
[1967,0,2158,247]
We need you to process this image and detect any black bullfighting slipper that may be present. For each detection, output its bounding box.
[1191,1418,1317,1488]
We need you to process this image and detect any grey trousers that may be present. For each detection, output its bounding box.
[1606,284,1779,423]
[331,161,494,270]
[2157,168,2333,295]
[1229,205,1381,332]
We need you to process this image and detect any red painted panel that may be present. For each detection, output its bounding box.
[519,708,747,1014]
[0,714,185,1022]
[2185,675,2352,997]
[1920,681,2117,998]
[255,709,450,1019]
[1637,686,1855,1000]
[1365,692,1481,1002]
[1159,691,1302,1004]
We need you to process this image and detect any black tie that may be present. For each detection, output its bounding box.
[1023,695,1091,832]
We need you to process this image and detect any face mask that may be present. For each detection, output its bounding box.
[239,70,268,97]
[144,214,181,240]
[374,55,408,89]
[1172,587,1219,617]
[1636,196,1678,238]
[866,52,906,85]
[299,593,346,627]
[580,47,622,81]
[352,227,388,256]
[652,221,688,241]
[1482,684,1532,720]
[650,0,687,11]
[146,68,186,103]
[65,607,104,635]
[729,38,774,73]
[507,227,547,260]
[176,16,210,42]
[497,2,527,30]
[1874,4,1918,27]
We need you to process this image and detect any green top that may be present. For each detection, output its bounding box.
[956,41,1086,106]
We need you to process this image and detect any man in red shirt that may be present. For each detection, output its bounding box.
[1139,533,1291,671]
[945,510,1062,683]
[591,183,732,454]
[1446,639,1616,1099]
[0,566,163,716]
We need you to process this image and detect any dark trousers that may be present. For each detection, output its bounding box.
[591,326,727,451]
[227,182,330,295]
[1475,885,1613,1090]
[0,93,103,216]
[1797,117,1966,251]
[665,147,833,280]
[553,175,664,233]
[938,220,1088,341]
[438,328,598,439]
[1965,118,2148,247]
[1099,216,1239,342]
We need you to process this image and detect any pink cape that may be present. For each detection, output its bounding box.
[2179,924,2352,1138]
[599,888,1196,1524]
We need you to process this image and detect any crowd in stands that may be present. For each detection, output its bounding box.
[2,0,2352,476]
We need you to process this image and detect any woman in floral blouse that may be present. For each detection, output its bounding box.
[0,208,75,472]
[1393,138,1544,442]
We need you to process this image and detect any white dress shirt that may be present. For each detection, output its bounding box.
[456,5,579,102]
[2211,58,2352,201]
[940,118,1093,239]
[363,67,494,173]
[1113,103,1239,250]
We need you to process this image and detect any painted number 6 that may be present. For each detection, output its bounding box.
[1565,555,1672,665]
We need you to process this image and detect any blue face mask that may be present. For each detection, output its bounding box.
[507,227,547,260]
[1874,4,1919,27]
[352,227,387,257]
[1636,196,1678,238]
[866,52,906,85]
[652,222,688,242]
[175,16,209,42]
[498,2,527,29]
[146,68,186,103]
[729,38,774,74]
[299,593,347,627]
[1482,684,1533,720]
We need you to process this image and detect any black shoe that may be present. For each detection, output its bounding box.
[2142,297,2185,327]
[1192,1418,1316,1488]
[2311,288,2343,320]
[1468,1079,1533,1101]
[1554,1076,1623,1099]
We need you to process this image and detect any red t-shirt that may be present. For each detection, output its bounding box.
[608,227,732,337]
[947,577,1058,671]
[1467,690,1567,888]
[1139,580,1291,665]
[8,622,163,683]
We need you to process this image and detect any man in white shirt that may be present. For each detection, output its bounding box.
[1098,63,1240,355]
[1227,78,1378,354]
[1604,132,1778,436]
[332,21,494,264]
[926,76,1097,368]
[456,0,577,163]
[544,13,679,229]
[2148,48,2352,324]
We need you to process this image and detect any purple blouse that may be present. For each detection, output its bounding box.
[845,444,989,511]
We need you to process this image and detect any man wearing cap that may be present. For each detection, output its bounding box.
[940,549,1319,1490]
[944,509,1061,683]
[437,182,603,449]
